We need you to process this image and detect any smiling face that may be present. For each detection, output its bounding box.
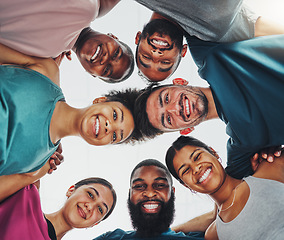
[76,32,131,81]
[80,101,134,145]
[173,145,225,194]
[129,165,172,215]
[146,85,208,131]
[135,19,186,82]
[63,183,114,228]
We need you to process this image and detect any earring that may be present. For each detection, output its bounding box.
[180,127,195,135]
[173,78,188,85]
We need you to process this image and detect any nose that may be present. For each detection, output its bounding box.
[85,202,93,212]
[167,102,180,115]
[105,120,113,134]
[151,48,163,56]
[142,187,157,198]
[192,164,201,175]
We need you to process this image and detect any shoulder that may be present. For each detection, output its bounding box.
[205,221,218,240]
[93,229,135,239]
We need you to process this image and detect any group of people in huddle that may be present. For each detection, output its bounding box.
[0,0,284,239]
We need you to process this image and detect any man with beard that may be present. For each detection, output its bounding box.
[134,1,284,82]
[134,34,284,180]
[93,159,215,239]
[0,0,134,83]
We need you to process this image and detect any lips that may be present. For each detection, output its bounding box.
[184,97,191,118]
[92,116,100,137]
[141,201,161,214]
[77,205,87,219]
[90,45,102,63]
[150,37,170,48]
[198,167,212,184]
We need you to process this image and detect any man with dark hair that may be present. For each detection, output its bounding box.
[134,1,284,82]
[0,0,134,83]
[94,159,215,239]
[134,34,284,179]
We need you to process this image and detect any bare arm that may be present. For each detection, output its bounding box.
[0,43,60,86]
[255,16,284,37]
[172,206,217,233]
[97,0,120,18]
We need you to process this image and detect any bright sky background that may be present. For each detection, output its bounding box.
[39,1,284,239]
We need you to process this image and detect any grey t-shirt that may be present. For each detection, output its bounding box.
[216,176,284,240]
[135,0,259,42]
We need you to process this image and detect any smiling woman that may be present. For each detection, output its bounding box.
[166,136,284,240]
[0,42,140,176]
[0,177,117,240]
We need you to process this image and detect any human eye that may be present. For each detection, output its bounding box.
[181,167,190,176]
[194,152,202,161]
[103,65,110,76]
[132,184,145,191]
[142,54,151,60]
[98,206,103,215]
[154,182,167,189]
[112,132,117,142]
[87,191,94,199]
[161,60,170,65]
[113,110,117,120]
[112,48,120,60]
[165,93,169,104]
[167,114,172,125]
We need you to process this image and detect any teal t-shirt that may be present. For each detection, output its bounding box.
[0,65,65,175]
[93,228,204,240]
[187,34,284,179]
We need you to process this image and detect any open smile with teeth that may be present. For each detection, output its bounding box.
[184,97,191,118]
[95,116,100,137]
[198,168,211,183]
[77,205,87,219]
[142,202,161,213]
[90,45,101,62]
[151,39,169,48]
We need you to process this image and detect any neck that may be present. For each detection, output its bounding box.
[209,174,242,208]
[150,12,184,31]
[73,27,94,53]
[50,102,84,143]
[200,87,219,121]
[45,210,72,240]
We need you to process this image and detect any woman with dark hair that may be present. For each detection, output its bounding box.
[0,42,138,176]
[165,136,284,240]
[0,176,116,240]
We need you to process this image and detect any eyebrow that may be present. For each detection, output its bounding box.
[90,187,109,212]
[138,56,150,69]
[158,65,173,72]
[177,149,200,175]
[158,89,167,128]
[132,178,144,184]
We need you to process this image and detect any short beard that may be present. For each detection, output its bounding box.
[140,19,184,52]
[127,192,175,238]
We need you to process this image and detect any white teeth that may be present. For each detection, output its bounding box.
[153,39,167,46]
[91,46,101,61]
[199,168,211,183]
[143,204,159,209]
[185,99,190,116]
[95,117,99,136]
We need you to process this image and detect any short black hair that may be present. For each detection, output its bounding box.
[100,40,135,83]
[103,88,144,143]
[74,177,117,221]
[130,159,173,186]
[165,136,215,184]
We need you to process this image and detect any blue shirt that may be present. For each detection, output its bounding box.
[186,34,284,179]
[93,228,204,240]
[0,65,64,175]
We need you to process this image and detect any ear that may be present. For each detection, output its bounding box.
[107,33,118,40]
[93,97,107,104]
[181,44,187,58]
[172,78,188,86]
[209,147,220,159]
[180,127,195,135]
[66,185,75,198]
[172,186,175,193]
[135,31,142,45]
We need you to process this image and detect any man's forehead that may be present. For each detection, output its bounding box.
[131,165,169,183]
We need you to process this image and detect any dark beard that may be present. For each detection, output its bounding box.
[127,192,175,238]
[141,19,184,52]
